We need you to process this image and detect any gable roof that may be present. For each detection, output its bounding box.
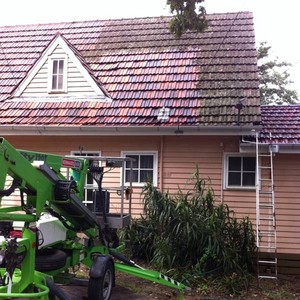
[0,12,260,135]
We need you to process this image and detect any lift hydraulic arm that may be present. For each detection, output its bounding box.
[0,137,188,300]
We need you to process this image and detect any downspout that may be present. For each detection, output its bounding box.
[159,136,164,191]
[220,142,224,203]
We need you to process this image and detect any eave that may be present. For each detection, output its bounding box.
[0,125,261,136]
[240,141,300,154]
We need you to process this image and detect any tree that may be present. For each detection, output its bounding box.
[167,0,207,38]
[257,42,299,105]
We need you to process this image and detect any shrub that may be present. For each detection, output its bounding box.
[122,167,257,294]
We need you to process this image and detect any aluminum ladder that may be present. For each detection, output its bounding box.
[255,132,277,283]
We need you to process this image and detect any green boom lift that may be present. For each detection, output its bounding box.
[0,137,189,300]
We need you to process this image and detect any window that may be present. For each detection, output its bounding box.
[122,151,158,186]
[48,55,67,93]
[224,155,256,188]
[71,151,100,209]
[52,59,64,90]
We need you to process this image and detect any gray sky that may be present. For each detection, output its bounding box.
[1,0,299,96]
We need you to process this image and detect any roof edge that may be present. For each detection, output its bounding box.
[0,125,261,136]
[240,142,300,154]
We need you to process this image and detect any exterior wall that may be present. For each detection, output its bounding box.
[273,154,300,255]
[2,135,300,261]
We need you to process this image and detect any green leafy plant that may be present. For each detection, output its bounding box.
[122,166,257,294]
[167,0,207,38]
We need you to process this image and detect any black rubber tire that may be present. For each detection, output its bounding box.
[35,248,67,272]
[46,277,72,300]
[88,260,114,300]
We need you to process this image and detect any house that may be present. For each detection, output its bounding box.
[0,12,299,274]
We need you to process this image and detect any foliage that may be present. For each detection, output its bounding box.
[257,41,299,105]
[122,167,256,294]
[167,0,207,38]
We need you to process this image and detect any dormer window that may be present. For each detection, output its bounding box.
[48,54,67,93]
[52,59,64,89]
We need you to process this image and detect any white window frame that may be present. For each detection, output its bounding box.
[121,151,158,187]
[223,153,256,190]
[48,54,68,93]
[71,150,101,206]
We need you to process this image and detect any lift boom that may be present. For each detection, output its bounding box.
[0,137,188,300]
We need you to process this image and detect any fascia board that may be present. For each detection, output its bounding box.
[240,142,300,154]
[0,125,261,136]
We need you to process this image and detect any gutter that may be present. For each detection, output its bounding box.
[0,125,261,136]
[240,142,300,154]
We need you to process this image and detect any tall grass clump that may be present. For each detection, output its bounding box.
[122,167,257,294]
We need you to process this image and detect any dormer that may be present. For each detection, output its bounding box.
[12,33,111,101]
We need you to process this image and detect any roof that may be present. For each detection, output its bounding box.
[0,12,260,131]
[260,105,300,144]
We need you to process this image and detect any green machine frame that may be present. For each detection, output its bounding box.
[0,138,188,299]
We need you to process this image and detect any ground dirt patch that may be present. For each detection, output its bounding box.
[75,263,300,299]
[116,272,300,300]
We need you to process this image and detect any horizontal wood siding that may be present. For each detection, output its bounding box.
[2,136,300,260]
[22,60,48,95]
[161,136,223,199]
[67,59,97,96]
[272,154,300,254]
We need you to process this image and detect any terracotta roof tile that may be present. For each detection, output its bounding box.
[260,105,300,144]
[0,12,260,128]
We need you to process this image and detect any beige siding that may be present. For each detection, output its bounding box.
[2,135,300,258]
[161,136,223,198]
[22,45,98,97]
[273,154,300,254]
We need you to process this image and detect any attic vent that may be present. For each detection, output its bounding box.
[157,107,170,122]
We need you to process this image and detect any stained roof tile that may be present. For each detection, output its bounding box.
[0,12,260,128]
[260,105,300,144]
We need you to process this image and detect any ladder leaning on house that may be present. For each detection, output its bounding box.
[255,132,278,283]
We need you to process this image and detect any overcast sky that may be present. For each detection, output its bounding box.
[1,0,299,95]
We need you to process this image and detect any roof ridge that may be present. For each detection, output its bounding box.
[262,104,300,107]
[0,11,253,29]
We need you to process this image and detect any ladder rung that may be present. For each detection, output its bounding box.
[259,166,272,169]
[258,224,276,228]
[259,178,272,181]
[259,191,273,194]
[259,242,276,246]
[259,230,275,235]
[259,232,276,237]
[259,213,275,217]
[258,245,276,249]
[258,275,277,280]
[258,241,276,245]
[258,239,276,244]
[259,231,275,237]
[258,260,277,264]
[258,154,272,157]
[259,217,274,221]
[259,204,274,208]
